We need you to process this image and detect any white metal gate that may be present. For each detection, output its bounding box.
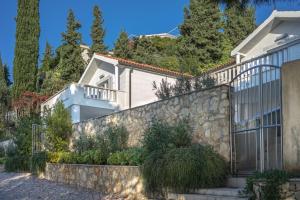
[230,65,282,174]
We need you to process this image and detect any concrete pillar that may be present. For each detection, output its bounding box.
[114,65,119,90]
[282,59,300,173]
[71,105,80,124]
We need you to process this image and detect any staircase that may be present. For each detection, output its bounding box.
[167,177,248,200]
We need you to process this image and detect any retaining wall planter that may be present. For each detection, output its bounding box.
[45,163,146,199]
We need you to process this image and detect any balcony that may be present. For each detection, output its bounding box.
[41,83,128,123]
[83,85,117,102]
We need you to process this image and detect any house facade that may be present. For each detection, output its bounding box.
[41,10,300,174]
[41,54,178,123]
[210,10,300,174]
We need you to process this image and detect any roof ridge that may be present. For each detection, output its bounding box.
[95,53,193,77]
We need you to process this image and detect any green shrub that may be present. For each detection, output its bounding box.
[142,119,192,156]
[0,157,5,164]
[48,150,108,165]
[0,146,5,157]
[73,135,96,153]
[5,155,30,172]
[107,147,144,166]
[57,152,77,164]
[105,125,128,152]
[142,145,227,194]
[31,151,48,174]
[245,170,289,200]
[45,101,72,152]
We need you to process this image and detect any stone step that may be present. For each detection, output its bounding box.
[194,188,243,196]
[168,193,248,200]
[168,187,248,200]
[226,177,247,188]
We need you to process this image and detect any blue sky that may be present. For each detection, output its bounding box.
[0,0,300,80]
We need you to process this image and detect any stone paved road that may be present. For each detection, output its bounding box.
[0,172,104,200]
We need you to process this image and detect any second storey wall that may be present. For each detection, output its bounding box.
[130,69,177,108]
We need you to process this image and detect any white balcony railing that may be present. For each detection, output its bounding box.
[212,42,298,85]
[83,85,117,102]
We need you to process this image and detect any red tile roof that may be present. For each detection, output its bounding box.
[96,53,235,77]
[95,53,193,78]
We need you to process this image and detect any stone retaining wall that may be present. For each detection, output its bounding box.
[45,163,146,199]
[73,85,230,160]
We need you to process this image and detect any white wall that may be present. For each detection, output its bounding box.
[131,69,176,108]
[88,62,115,88]
[242,21,300,62]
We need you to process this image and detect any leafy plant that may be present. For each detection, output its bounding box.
[107,147,144,166]
[104,125,128,153]
[141,119,228,195]
[45,101,72,152]
[0,146,5,157]
[245,170,289,200]
[142,119,192,156]
[73,134,97,153]
[31,151,48,174]
[153,74,216,100]
[5,156,30,172]
[142,145,227,194]
[0,157,5,164]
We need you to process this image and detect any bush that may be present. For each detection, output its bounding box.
[142,145,227,194]
[105,125,128,153]
[31,151,48,174]
[5,155,30,172]
[245,170,289,200]
[48,150,108,165]
[107,147,144,166]
[142,119,192,156]
[0,157,5,164]
[0,146,5,157]
[73,135,96,153]
[45,101,72,152]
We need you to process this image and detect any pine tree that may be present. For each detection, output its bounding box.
[13,0,40,98]
[89,5,106,57]
[178,0,222,73]
[0,56,9,126]
[40,42,54,72]
[58,9,85,83]
[224,3,256,47]
[37,42,54,92]
[114,31,132,59]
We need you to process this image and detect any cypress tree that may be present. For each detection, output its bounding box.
[37,42,54,92]
[58,9,85,83]
[114,31,132,59]
[13,0,40,98]
[89,5,106,57]
[0,56,9,125]
[40,42,54,72]
[178,0,223,73]
[224,3,256,47]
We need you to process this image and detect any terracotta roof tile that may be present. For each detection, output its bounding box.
[95,53,193,78]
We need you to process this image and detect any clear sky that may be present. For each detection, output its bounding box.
[0,0,300,80]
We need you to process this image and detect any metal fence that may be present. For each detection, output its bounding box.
[229,65,282,174]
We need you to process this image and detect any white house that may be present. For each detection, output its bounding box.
[212,10,300,84]
[41,54,181,123]
[209,10,300,174]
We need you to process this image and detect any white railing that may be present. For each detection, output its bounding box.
[213,46,291,85]
[83,85,117,102]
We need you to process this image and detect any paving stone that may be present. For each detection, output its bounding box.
[0,172,103,200]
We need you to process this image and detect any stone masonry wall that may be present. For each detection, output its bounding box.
[45,163,145,199]
[73,85,230,160]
